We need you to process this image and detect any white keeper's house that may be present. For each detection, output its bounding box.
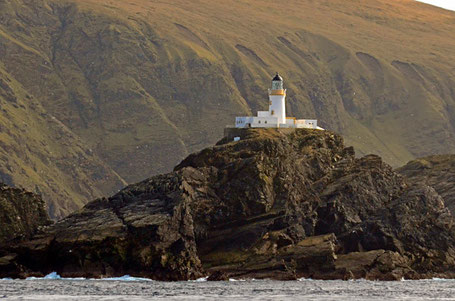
[235,73,323,130]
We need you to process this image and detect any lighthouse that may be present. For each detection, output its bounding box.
[268,73,286,125]
[234,73,323,129]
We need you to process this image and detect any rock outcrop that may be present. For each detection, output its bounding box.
[2,129,455,280]
[397,155,455,217]
[0,184,51,245]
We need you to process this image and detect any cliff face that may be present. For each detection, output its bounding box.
[397,155,455,217]
[0,183,51,245]
[2,129,455,280]
[1,0,455,217]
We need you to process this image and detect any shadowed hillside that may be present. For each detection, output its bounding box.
[0,0,455,217]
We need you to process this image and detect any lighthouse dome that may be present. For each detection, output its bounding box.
[272,73,283,81]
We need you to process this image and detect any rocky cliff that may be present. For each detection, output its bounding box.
[1,0,455,217]
[2,129,455,280]
[397,155,455,216]
[0,183,51,245]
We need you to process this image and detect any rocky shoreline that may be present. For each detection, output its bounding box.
[1,128,455,281]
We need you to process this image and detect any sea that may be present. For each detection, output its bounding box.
[1,273,455,300]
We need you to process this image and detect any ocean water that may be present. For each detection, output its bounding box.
[1,274,455,300]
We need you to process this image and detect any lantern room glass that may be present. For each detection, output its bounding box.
[272,80,283,90]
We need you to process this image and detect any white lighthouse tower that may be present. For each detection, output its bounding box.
[268,73,286,125]
[234,73,323,129]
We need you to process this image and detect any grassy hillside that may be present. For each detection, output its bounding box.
[0,0,454,216]
[0,59,126,219]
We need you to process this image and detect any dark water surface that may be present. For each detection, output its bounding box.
[1,277,455,300]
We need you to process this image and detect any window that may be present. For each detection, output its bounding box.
[258,120,261,124]
[271,110,275,115]
[265,121,267,124]
[272,81,283,90]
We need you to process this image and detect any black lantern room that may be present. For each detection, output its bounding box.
[271,73,283,90]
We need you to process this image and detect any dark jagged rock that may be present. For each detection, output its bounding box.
[0,183,51,245]
[207,270,229,281]
[0,183,52,278]
[4,174,204,280]
[397,155,455,216]
[2,129,455,280]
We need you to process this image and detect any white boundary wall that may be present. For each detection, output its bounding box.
[235,117,320,129]
[235,116,278,128]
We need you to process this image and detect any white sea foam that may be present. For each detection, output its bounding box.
[23,272,152,282]
[44,272,61,279]
[297,277,314,281]
[26,272,84,281]
[100,275,153,282]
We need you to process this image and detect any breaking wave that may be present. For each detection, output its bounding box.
[19,272,153,281]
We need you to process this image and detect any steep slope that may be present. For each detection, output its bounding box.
[0,65,126,219]
[397,155,455,216]
[0,183,51,244]
[1,0,455,216]
[2,129,455,280]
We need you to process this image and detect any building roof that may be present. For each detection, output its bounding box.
[272,73,283,81]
